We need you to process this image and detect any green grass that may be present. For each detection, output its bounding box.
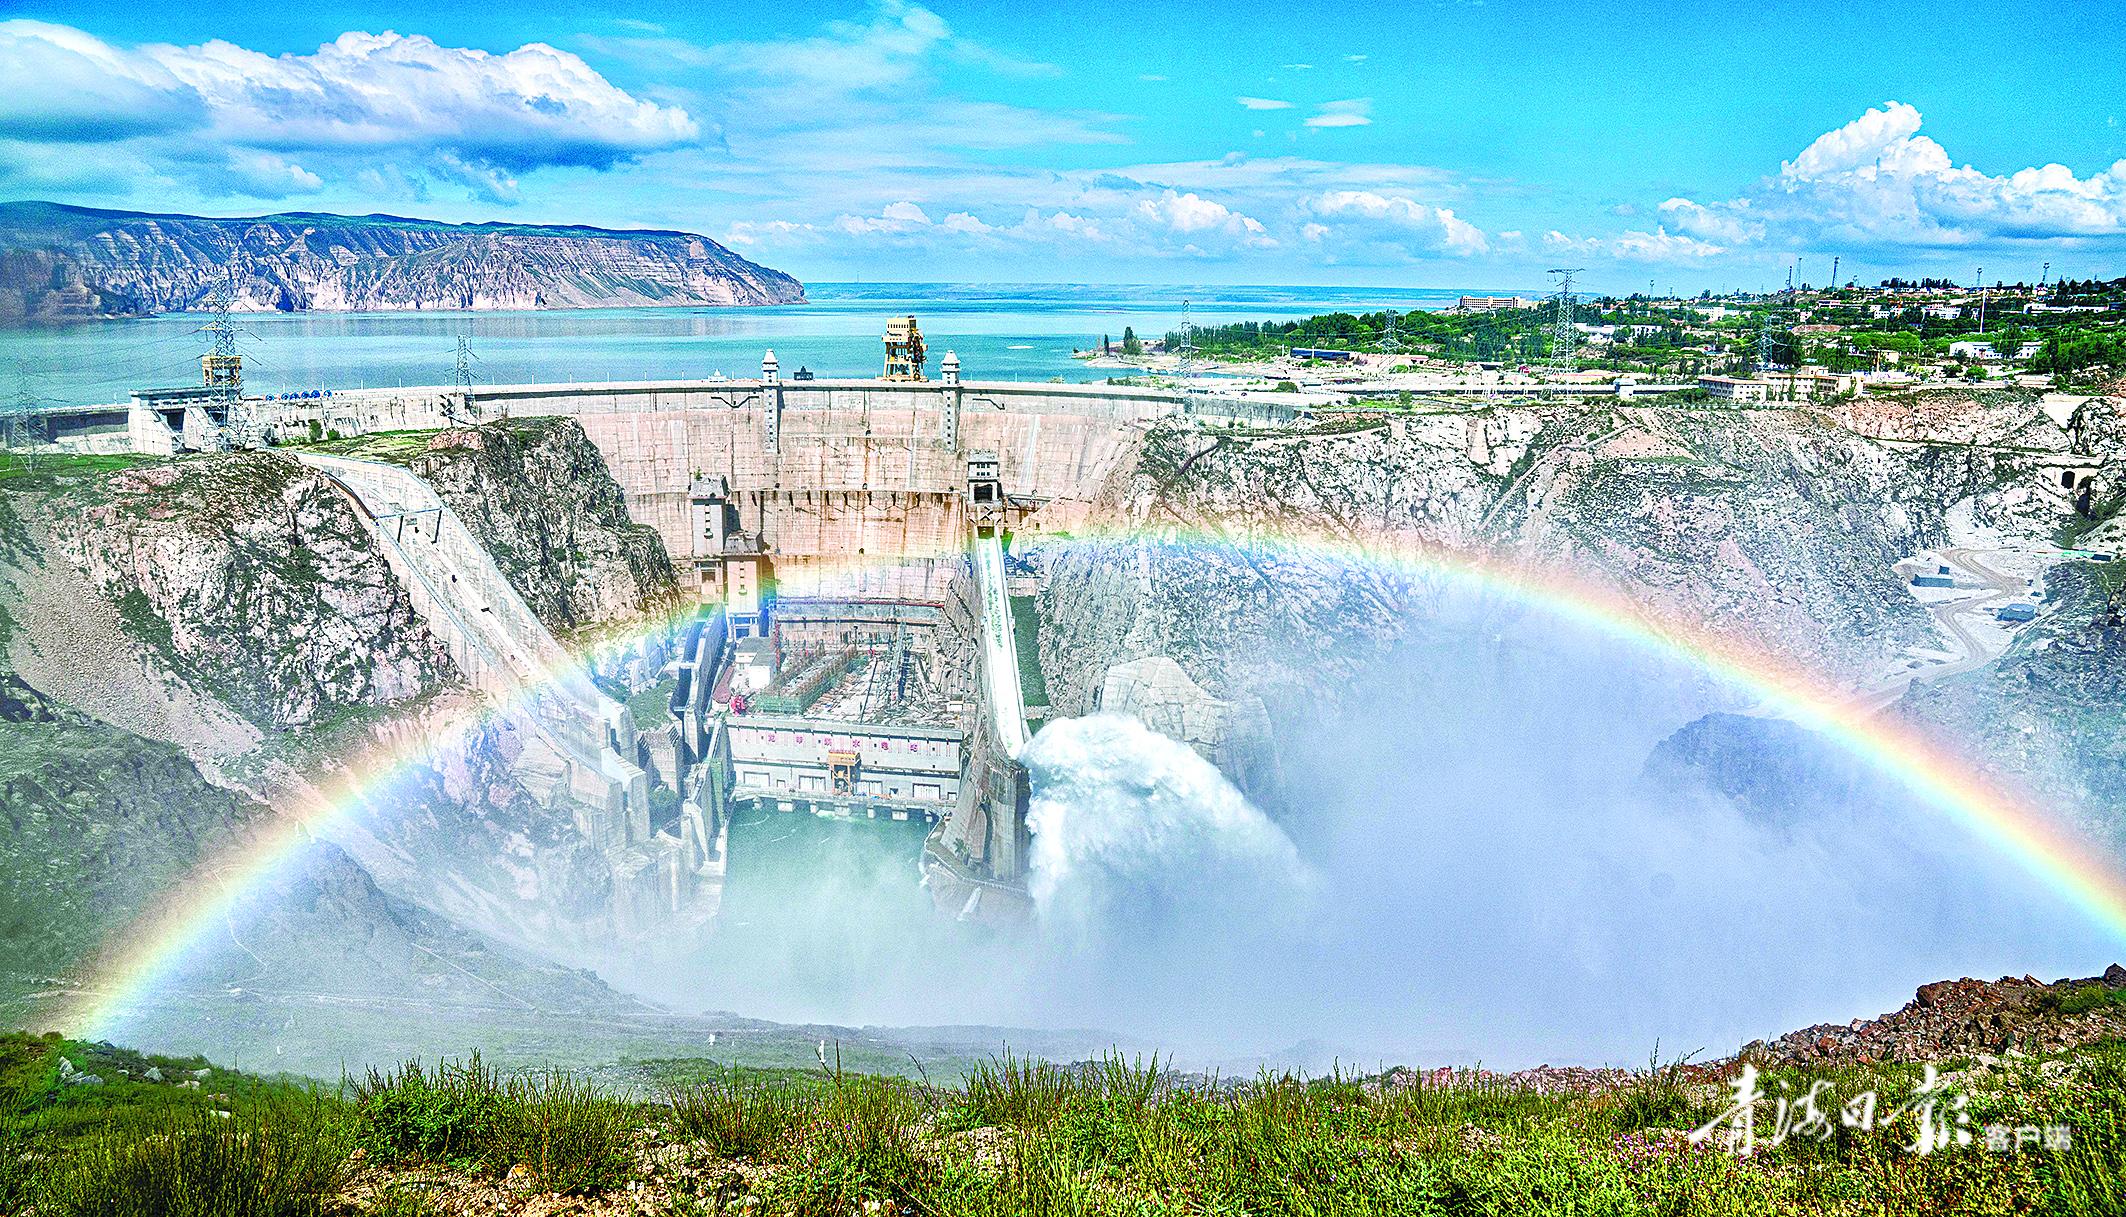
[353,1055,636,1194]
[0,452,147,485]
[4,1031,2124,1213]
[628,676,678,730]
[2043,984,2126,1016]
[37,1099,350,1217]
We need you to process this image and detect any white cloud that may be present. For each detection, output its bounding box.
[1660,101,2126,251]
[1237,97,1294,111]
[742,185,1280,260]
[1540,224,1724,263]
[0,21,698,202]
[1344,54,1368,63]
[1657,197,1764,244]
[1306,99,1372,128]
[1305,189,1489,256]
[0,21,204,142]
[1133,189,1274,245]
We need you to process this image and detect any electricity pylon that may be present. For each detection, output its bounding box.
[1546,267,1584,380]
[448,333,482,421]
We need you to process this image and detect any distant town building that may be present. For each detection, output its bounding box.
[1453,295,1537,313]
[1698,375,1770,403]
[1948,340,2041,362]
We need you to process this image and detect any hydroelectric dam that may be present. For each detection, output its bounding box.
[48,330,1305,927]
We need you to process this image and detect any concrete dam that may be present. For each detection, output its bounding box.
[59,334,1304,926]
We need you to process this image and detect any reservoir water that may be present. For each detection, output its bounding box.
[0,281,1480,408]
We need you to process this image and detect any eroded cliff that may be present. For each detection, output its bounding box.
[0,202,804,320]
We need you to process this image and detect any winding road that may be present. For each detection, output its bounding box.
[1850,546,2031,713]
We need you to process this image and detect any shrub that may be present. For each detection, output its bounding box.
[354,1056,634,1195]
[666,1073,808,1157]
[772,1074,944,1213]
[2042,984,2126,1017]
[355,1057,506,1165]
[1613,1048,1701,1130]
[39,1100,348,1217]
[950,1051,1077,1130]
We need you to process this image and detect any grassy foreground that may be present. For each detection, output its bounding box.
[1,1031,2121,1215]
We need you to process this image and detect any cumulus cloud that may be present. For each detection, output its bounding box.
[1305,189,1488,256]
[1133,189,1275,245]
[1237,97,1294,111]
[0,20,699,202]
[744,186,1279,260]
[1545,225,1724,262]
[1306,99,1372,128]
[1661,101,2126,250]
[0,21,204,142]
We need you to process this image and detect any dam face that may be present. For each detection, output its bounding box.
[107,359,1299,920]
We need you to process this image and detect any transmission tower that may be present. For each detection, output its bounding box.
[4,361,47,471]
[1830,256,1840,292]
[448,332,482,421]
[2041,261,2051,289]
[1176,299,1195,381]
[1545,267,1583,380]
[198,275,249,447]
[1376,308,1401,361]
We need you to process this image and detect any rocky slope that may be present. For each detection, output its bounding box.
[0,202,804,320]
[1900,559,2126,845]
[1031,395,2126,830]
[0,485,621,1038]
[1040,405,2002,731]
[399,420,683,639]
[0,447,656,1060]
[29,454,453,731]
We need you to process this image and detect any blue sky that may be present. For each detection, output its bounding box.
[3,0,2123,292]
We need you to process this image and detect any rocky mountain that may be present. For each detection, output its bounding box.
[0,202,804,320]
[1043,405,1981,723]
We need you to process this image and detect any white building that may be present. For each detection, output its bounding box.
[1699,375,1770,403]
[1948,340,2041,362]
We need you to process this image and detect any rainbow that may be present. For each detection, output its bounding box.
[61,525,2126,1039]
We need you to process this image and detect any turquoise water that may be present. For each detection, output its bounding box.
[0,282,1480,408]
